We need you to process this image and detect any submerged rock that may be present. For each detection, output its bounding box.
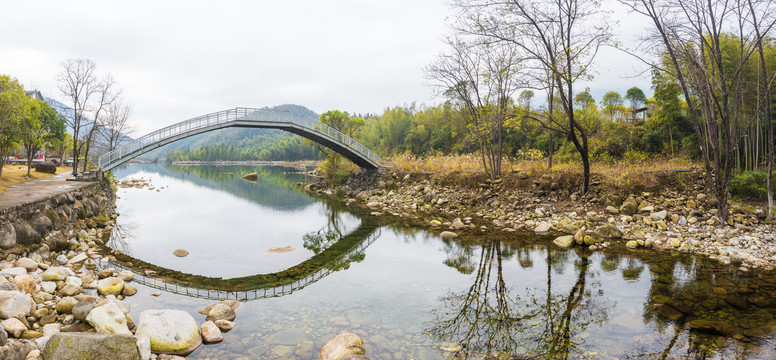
[320,333,367,360]
[265,246,295,253]
[172,249,188,258]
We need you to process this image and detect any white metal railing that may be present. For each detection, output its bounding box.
[97,108,381,170]
[94,228,380,301]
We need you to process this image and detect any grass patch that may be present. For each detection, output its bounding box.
[0,165,69,193]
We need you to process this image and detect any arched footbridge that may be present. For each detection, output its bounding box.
[97,107,381,171]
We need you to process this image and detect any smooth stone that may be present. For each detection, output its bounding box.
[200,321,222,344]
[172,249,188,257]
[205,303,235,322]
[12,274,35,294]
[117,271,134,282]
[66,253,88,264]
[41,333,142,360]
[439,231,458,239]
[86,303,132,335]
[1,318,27,338]
[553,235,575,248]
[136,334,151,360]
[14,258,38,272]
[41,323,61,337]
[0,268,27,277]
[122,285,138,297]
[97,277,124,296]
[319,333,366,360]
[266,246,295,253]
[59,284,82,297]
[0,291,33,319]
[534,223,551,233]
[54,297,78,314]
[267,328,306,346]
[40,267,73,282]
[214,319,236,332]
[135,309,201,356]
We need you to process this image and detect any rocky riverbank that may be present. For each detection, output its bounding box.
[0,177,372,360]
[304,168,776,271]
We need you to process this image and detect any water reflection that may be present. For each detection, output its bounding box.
[427,240,611,359]
[109,163,776,359]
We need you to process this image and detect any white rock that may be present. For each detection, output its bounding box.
[42,323,61,337]
[0,290,33,319]
[0,267,27,277]
[86,303,132,336]
[40,267,73,282]
[135,309,202,356]
[200,321,222,344]
[35,336,49,350]
[96,295,130,315]
[136,334,152,360]
[1,317,26,337]
[40,282,57,294]
[14,258,38,272]
[65,277,82,288]
[650,210,668,221]
[66,253,88,264]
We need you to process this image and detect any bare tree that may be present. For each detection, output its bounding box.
[622,0,776,223]
[96,100,133,154]
[453,0,612,194]
[56,59,119,174]
[425,36,523,180]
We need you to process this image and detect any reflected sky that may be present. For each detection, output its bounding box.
[111,163,360,277]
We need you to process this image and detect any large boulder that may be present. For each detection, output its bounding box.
[43,207,64,231]
[0,222,16,248]
[134,309,201,356]
[0,339,36,360]
[13,221,41,245]
[30,215,53,239]
[0,291,33,319]
[319,333,367,360]
[41,333,141,360]
[86,303,132,336]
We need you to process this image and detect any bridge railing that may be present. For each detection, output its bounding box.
[97,107,380,170]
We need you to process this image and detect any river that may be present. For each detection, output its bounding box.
[107,163,776,359]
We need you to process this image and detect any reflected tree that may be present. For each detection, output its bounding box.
[427,241,610,359]
[303,203,353,254]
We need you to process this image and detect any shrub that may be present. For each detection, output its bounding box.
[730,171,774,199]
[34,161,57,174]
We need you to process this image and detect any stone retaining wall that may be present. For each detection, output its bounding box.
[0,180,114,251]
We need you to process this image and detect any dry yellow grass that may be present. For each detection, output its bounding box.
[384,153,699,189]
[0,165,69,194]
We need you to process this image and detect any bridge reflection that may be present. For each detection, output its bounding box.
[97,222,380,301]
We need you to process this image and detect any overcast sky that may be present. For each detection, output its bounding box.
[1,0,653,134]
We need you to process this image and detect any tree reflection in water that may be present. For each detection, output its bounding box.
[427,239,611,359]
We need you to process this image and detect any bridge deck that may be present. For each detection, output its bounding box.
[98,108,380,171]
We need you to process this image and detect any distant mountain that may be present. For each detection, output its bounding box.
[138,104,320,161]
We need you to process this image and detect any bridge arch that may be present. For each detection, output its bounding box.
[97,107,381,171]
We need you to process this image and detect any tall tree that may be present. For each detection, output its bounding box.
[0,75,29,177]
[56,59,119,174]
[455,0,612,194]
[601,91,624,121]
[622,0,776,223]
[96,100,132,154]
[426,36,523,180]
[624,86,647,109]
[21,100,66,175]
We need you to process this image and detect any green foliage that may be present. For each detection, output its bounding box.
[730,171,776,199]
[601,91,624,121]
[165,135,318,163]
[0,75,30,174]
[625,87,646,109]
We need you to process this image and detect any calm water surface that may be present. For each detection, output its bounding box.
[108,163,776,359]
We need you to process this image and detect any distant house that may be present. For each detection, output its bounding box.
[26,90,44,101]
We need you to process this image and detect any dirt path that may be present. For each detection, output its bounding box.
[0,171,96,211]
